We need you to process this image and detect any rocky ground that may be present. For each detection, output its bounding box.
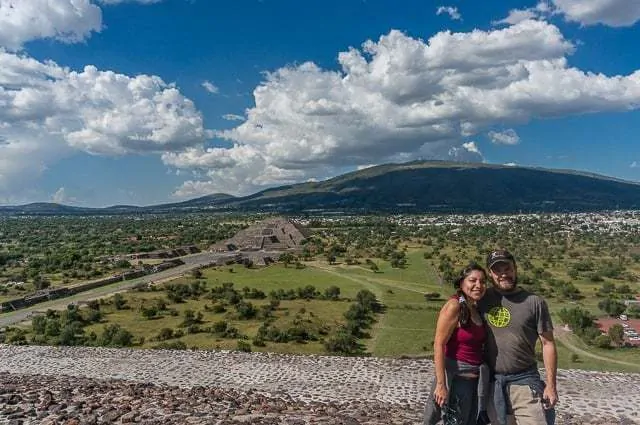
[0,345,638,424]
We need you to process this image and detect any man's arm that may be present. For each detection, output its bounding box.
[539,330,558,408]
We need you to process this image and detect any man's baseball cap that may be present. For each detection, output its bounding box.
[486,249,515,269]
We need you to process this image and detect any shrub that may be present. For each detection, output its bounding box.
[141,305,158,320]
[235,301,257,320]
[211,320,228,334]
[153,340,187,350]
[593,335,612,349]
[324,328,363,355]
[424,292,441,301]
[236,340,252,352]
[113,293,127,310]
[211,303,227,313]
[324,286,341,300]
[156,328,174,341]
[99,324,134,347]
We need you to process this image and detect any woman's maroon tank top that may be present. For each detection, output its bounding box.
[445,316,486,365]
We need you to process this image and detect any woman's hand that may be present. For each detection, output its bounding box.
[434,383,448,407]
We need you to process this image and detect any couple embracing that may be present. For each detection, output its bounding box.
[425,250,558,425]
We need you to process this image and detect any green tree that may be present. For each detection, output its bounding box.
[626,304,640,318]
[324,286,341,301]
[324,328,363,355]
[235,301,257,320]
[141,305,159,320]
[58,323,84,346]
[608,324,625,346]
[32,315,47,335]
[99,324,134,347]
[597,298,626,317]
[356,290,382,313]
[236,340,252,352]
[45,319,61,337]
[600,282,616,294]
[180,309,203,327]
[593,334,612,349]
[33,275,50,290]
[558,307,594,332]
[278,253,295,268]
[156,328,174,341]
[113,293,127,310]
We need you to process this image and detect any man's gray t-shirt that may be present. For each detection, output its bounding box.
[479,287,553,374]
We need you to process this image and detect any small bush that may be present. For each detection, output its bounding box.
[153,340,187,350]
[236,340,252,352]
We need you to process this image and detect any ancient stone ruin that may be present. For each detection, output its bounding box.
[212,217,310,253]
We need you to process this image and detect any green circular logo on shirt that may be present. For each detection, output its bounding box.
[487,306,511,328]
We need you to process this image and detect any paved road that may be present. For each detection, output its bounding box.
[0,250,274,328]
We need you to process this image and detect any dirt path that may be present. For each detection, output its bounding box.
[554,328,640,369]
[307,263,390,353]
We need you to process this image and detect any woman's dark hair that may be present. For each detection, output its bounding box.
[453,262,486,327]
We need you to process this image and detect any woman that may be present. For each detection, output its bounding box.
[424,263,490,425]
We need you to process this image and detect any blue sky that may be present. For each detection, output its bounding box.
[1,0,640,207]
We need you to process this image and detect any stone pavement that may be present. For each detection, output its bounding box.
[0,345,639,424]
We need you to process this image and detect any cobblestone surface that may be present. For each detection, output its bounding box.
[0,345,638,424]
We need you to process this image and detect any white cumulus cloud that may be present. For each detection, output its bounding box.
[51,187,77,204]
[222,114,245,121]
[552,0,640,27]
[436,6,462,21]
[496,1,640,28]
[462,141,481,154]
[494,9,539,25]
[202,80,219,94]
[162,19,640,199]
[631,161,639,168]
[0,0,103,51]
[488,129,521,145]
[0,50,208,199]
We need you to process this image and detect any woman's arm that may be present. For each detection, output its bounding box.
[433,299,459,407]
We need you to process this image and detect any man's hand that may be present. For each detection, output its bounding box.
[542,386,558,409]
[539,330,558,409]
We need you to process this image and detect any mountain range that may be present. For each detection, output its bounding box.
[2,161,639,215]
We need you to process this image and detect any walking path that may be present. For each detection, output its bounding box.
[555,328,640,369]
[0,345,638,423]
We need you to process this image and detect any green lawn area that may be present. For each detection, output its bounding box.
[554,330,640,373]
[13,255,640,372]
[202,264,366,298]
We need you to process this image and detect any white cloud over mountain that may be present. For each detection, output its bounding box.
[166,19,640,197]
[2,1,640,203]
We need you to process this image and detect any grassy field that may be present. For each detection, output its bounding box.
[10,247,640,372]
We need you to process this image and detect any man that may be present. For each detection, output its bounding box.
[479,249,558,425]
